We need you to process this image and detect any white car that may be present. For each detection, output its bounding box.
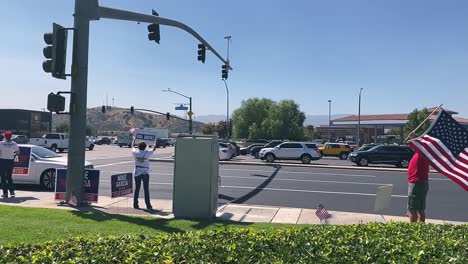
[13,145,94,190]
[259,142,321,164]
[219,142,236,160]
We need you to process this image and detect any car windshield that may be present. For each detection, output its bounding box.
[32,146,60,158]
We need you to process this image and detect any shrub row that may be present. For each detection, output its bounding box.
[1,223,466,263]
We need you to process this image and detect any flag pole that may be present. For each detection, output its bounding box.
[404,104,443,142]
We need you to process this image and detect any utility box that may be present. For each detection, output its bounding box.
[173,135,219,219]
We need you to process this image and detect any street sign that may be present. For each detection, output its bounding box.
[175,105,188,111]
[187,110,194,117]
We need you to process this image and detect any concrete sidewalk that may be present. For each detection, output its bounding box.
[0,190,465,225]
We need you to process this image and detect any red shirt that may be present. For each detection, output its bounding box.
[407,152,430,183]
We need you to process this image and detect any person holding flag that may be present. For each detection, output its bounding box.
[131,136,157,210]
[406,106,468,222]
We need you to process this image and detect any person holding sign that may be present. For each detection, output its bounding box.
[131,136,157,209]
[0,131,20,198]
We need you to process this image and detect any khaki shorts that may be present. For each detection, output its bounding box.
[408,181,429,211]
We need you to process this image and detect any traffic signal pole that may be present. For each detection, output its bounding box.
[65,0,228,204]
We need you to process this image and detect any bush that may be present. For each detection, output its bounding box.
[1,223,466,263]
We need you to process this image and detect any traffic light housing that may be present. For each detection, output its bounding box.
[43,23,68,79]
[147,23,160,44]
[130,106,134,114]
[166,112,170,120]
[101,105,106,114]
[222,64,229,79]
[197,44,206,63]
[47,93,65,113]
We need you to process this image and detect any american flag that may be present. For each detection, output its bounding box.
[315,204,331,221]
[409,110,468,191]
[69,195,78,207]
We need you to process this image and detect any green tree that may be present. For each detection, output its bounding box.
[304,125,320,140]
[202,121,228,139]
[231,98,275,140]
[404,108,431,138]
[231,98,306,141]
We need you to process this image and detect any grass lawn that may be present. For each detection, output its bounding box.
[0,205,294,245]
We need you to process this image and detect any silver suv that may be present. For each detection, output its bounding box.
[259,142,321,164]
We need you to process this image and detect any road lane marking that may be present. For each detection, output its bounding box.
[220,168,377,178]
[220,175,390,186]
[95,161,134,168]
[220,185,407,198]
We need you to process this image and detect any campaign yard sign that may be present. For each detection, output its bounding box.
[13,146,31,175]
[111,173,133,198]
[55,169,100,203]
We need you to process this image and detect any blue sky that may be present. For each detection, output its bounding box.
[1,0,467,119]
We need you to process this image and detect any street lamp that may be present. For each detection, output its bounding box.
[222,79,229,139]
[162,88,193,134]
[328,99,332,142]
[357,88,363,146]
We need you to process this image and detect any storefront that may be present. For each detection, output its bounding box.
[0,109,52,138]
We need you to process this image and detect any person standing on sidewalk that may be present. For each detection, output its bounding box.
[131,137,157,210]
[0,131,20,199]
[407,132,430,223]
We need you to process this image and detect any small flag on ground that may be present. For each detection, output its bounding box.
[69,195,78,207]
[409,110,468,191]
[315,203,331,221]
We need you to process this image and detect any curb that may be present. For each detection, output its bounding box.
[150,158,419,172]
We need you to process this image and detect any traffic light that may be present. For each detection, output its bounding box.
[43,23,68,79]
[147,23,160,44]
[101,105,106,114]
[166,112,170,120]
[197,44,206,63]
[222,64,229,79]
[130,106,134,114]
[47,93,65,113]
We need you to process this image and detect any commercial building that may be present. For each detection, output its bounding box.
[0,109,52,138]
[319,107,468,145]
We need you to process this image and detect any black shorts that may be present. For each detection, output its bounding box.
[408,181,429,211]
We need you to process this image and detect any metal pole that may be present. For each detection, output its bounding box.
[328,100,331,142]
[66,0,91,204]
[357,88,363,146]
[222,79,229,139]
[189,97,193,134]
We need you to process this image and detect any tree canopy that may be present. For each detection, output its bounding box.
[231,98,306,141]
[404,108,431,138]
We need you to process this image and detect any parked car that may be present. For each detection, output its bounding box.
[30,133,94,152]
[319,143,353,160]
[94,137,112,145]
[259,142,321,164]
[219,142,237,160]
[338,141,357,151]
[12,135,29,144]
[348,145,414,168]
[357,143,380,151]
[251,140,283,159]
[240,143,264,155]
[311,139,327,147]
[12,145,94,190]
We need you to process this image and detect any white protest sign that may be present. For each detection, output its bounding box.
[374,185,393,212]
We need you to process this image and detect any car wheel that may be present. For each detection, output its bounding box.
[89,144,94,151]
[58,148,65,153]
[398,159,410,168]
[358,157,369,167]
[40,169,56,190]
[301,154,312,164]
[265,153,275,163]
[254,152,260,159]
[119,145,123,148]
[339,152,349,160]
[50,144,57,152]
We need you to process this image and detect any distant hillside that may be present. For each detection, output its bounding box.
[52,107,206,134]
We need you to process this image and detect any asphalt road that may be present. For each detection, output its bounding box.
[16,145,467,222]
[76,146,468,222]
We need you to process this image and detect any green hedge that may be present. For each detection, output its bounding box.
[1,223,466,263]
